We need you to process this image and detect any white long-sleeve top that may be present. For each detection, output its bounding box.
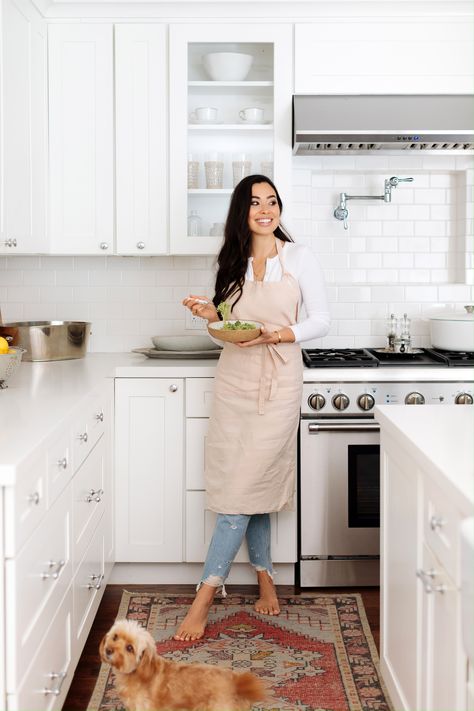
[211,242,330,344]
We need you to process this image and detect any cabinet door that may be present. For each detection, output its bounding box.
[380,442,421,711]
[169,23,292,255]
[115,378,184,562]
[48,24,113,254]
[115,24,168,255]
[1,0,47,254]
[419,543,466,711]
[295,19,474,94]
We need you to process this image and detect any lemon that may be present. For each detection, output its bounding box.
[0,337,9,354]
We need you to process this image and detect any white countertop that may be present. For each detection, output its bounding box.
[0,351,473,485]
[376,404,474,511]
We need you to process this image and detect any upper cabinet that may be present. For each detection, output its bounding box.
[115,24,167,255]
[169,23,292,255]
[48,24,114,255]
[295,19,474,94]
[0,0,48,254]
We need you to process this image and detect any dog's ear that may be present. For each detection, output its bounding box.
[136,640,158,681]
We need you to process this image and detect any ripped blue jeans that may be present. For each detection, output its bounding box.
[198,513,273,596]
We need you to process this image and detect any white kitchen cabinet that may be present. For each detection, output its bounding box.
[0,380,114,710]
[0,0,47,254]
[295,18,474,94]
[114,378,184,562]
[169,23,292,255]
[185,378,297,563]
[380,427,469,711]
[48,23,114,254]
[115,24,168,255]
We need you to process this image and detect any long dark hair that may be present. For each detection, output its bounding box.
[213,175,293,310]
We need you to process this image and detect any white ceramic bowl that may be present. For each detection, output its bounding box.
[151,335,218,351]
[202,52,253,81]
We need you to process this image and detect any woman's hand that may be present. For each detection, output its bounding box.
[182,294,219,323]
[237,326,279,348]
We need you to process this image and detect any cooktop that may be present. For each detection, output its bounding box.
[302,347,474,368]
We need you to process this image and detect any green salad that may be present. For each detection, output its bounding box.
[216,301,257,330]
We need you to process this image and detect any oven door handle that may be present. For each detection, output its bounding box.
[307,422,380,433]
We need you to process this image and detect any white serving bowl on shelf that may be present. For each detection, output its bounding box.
[202,52,253,81]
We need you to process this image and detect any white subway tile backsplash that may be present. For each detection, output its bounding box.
[337,286,371,302]
[349,253,382,269]
[56,270,90,287]
[414,189,446,204]
[414,221,446,237]
[366,269,399,283]
[398,269,431,283]
[371,286,405,302]
[367,237,398,252]
[338,319,371,336]
[382,253,414,268]
[5,256,41,269]
[398,237,430,252]
[438,284,473,302]
[40,287,74,303]
[398,205,430,220]
[405,286,438,302]
[89,270,123,286]
[7,286,40,302]
[121,270,156,286]
[414,253,446,268]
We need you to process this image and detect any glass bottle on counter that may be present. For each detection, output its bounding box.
[386,313,397,351]
[187,210,202,237]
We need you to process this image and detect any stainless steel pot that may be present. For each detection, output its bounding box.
[4,321,91,361]
[427,306,474,352]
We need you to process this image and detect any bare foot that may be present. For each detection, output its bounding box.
[254,570,280,616]
[173,583,216,641]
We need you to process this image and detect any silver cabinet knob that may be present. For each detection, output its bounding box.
[2,238,17,247]
[416,568,446,594]
[169,384,178,392]
[357,393,375,411]
[455,392,473,405]
[85,487,104,503]
[308,393,326,411]
[405,391,425,405]
[99,242,109,250]
[78,432,88,442]
[430,515,445,531]
[27,491,40,505]
[41,559,66,580]
[137,241,145,250]
[95,411,104,422]
[57,457,68,470]
[332,393,350,411]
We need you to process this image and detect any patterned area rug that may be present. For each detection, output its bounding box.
[88,592,392,711]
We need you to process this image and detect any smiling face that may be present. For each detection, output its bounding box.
[247,181,281,239]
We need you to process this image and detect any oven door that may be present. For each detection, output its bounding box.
[300,419,380,557]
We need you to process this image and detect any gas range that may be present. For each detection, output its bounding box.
[302,347,474,368]
[301,347,474,416]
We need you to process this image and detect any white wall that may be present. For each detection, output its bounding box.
[1,154,472,352]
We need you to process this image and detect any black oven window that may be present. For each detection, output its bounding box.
[348,444,380,528]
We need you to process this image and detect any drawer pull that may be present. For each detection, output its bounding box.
[57,457,68,470]
[95,411,104,422]
[416,568,446,594]
[78,432,88,442]
[85,488,104,503]
[44,670,67,696]
[169,384,178,392]
[430,515,445,531]
[87,573,104,590]
[27,491,40,505]
[41,559,66,580]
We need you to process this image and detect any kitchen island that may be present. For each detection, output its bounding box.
[377,404,474,711]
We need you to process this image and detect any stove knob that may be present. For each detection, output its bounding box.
[455,392,473,405]
[357,393,375,411]
[405,391,425,405]
[332,393,350,411]
[308,393,326,411]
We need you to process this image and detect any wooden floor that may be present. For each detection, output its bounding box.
[64,584,379,710]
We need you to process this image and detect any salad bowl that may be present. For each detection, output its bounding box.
[208,320,262,343]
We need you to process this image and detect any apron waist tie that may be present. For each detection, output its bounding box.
[257,344,288,415]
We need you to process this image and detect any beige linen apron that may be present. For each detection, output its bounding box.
[205,238,303,515]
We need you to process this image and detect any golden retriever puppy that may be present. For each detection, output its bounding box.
[99,619,266,711]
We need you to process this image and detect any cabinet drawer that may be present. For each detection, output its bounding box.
[186,418,208,489]
[424,479,461,584]
[186,378,215,417]
[6,485,72,689]
[72,389,107,470]
[72,436,106,571]
[73,514,105,652]
[4,449,47,557]
[8,587,73,711]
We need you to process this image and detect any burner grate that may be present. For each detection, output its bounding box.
[426,348,474,367]
[302,348,379,367]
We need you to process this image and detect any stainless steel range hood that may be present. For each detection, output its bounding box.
[293,95,474,155]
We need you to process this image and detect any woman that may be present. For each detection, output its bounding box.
[176,175,330,641]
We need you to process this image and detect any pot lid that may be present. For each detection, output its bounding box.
[428,305,474,321]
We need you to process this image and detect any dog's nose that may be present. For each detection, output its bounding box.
[105,647,113,657]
